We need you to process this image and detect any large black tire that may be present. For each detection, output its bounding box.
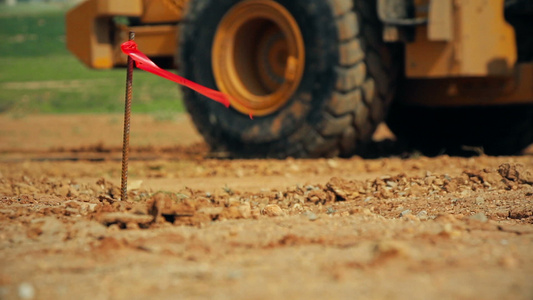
[387,104,533,156]
[178,0,398,158]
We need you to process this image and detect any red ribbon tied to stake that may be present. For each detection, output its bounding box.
[121,40,231,108]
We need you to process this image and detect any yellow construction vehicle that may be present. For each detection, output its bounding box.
[66,0,533,157]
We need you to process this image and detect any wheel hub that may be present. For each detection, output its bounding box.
[212,0,305,116]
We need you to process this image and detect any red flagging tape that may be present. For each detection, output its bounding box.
[121,40,231,108]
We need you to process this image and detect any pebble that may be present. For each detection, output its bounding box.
[291,203,303,212]
[226,270,243,280]
[440,223,462,238]
[126,222,140,230]
[128,180,143,190]
[386,181,398,188]
[416,210,428,220]
[469,212,488,223]
[373,240,411,260]
[238,203,252,219]
[475,197,485,205]
[18,282,35,299]
[99,213,153,226]
[399,210,412,218]
[304,211,319,221]
[499,255,518,269]
[107,224,121,232]
[262,204,284,217]
[327,159,339,168]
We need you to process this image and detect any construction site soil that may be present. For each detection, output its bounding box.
[1,114,532,299]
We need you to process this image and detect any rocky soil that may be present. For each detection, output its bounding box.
[0,114,532,299]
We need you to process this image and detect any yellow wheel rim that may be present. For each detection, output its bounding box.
[212,0,305,116]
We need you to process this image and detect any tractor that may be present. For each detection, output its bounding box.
[66,0,533,157]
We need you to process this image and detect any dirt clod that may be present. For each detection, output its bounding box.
[98,212,153,227]
[262,204,284,217]
[498,163,533,185]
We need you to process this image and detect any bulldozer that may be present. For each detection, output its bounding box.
[66,0,533,157]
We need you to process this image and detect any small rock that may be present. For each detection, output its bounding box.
[373,240,410,261]
[99,213,153,226]
[65,200,97,213]
[362,208,373,216]
[18,282,35,299]
[304,211,319,221]
[416,210,428,220]
[262,204,284,217]
[498,163,533,184]
[251,208,261,218]
[399,210,412,218]
[87,203,98,212]
[31,217,66,241]
[509,208,533,219]
[306,189,332,204]
[403,214,419,221]
[126,222,140,230]
[226,270,243,280]
[327,159,339,168]
[386,181,398,188]
[228,197,241,207]
[68,187,80,197]
[238,203,252,219]
[499,255,518,269]
[326,177,357,201]
[128,180,143,191]
[475,197,485,205]
[289,163,300,172]
[469,212,488,223]
[69,220,106,238]
[197,207,224,216]
[131,203,149,215]
[439,223,462,238]
[57,185,70,197]
[107,224,121,232]
[292,203,303,212]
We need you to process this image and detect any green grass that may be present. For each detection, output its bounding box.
[0,2,70,17]
[0,3,184,114]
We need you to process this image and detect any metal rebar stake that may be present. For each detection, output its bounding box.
[121,31,135,201]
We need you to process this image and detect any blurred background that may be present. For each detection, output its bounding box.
[1,0,531,156]
[0,0,184,117]
[0,0,199,152]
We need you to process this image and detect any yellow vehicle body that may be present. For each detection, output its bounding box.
[66,0,533,158]
[66,0,183,69]
[66,0,533,107]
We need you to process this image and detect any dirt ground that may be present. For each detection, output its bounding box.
[0,114,532,300]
